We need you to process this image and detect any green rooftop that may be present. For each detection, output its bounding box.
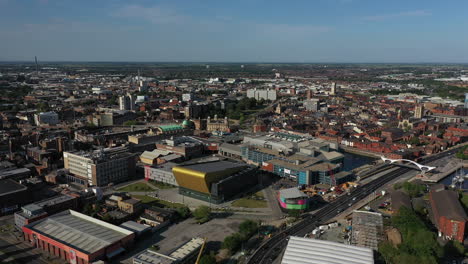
[159,124,183,132]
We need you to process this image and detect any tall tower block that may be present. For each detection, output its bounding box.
[35,56,38,74]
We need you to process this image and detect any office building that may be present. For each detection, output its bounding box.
[465,93,468,109]
[247,88,277,101]
[330,82,337,95]
[15,194,78,229]
[281,237,374,264]
[172,161,258,203]
[14,204,48,229]
[22,210,135,264]
[63,148,136,187]
[182,93,194,102]
[304,98,320,112]
[119,94,136,111]
[184,103,209,119]
[34,111,59,126]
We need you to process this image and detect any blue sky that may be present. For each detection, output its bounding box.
[0,0,467,62]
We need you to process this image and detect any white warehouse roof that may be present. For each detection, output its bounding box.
[281,236,374,264]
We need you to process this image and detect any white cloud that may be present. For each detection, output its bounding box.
[363,10,431,21]
[112,5,188,24]
[257,24,333,35]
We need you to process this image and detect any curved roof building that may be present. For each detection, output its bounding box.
[172,161,257,203]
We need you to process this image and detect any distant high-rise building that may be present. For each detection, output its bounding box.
[119,94,136,111]
[465,93,468,109]
[414,104,424,119]
[304,98,320,112]
[247,88,277,101]
[306,89,312,100]
[330,82,337,95]
[35,56,38,75]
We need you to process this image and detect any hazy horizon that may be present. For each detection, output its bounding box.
[1,0,467,63]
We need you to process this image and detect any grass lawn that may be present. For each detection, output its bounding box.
[117,182,154,192]
[132,195,185,209]
[461,193,468,210]
[232,199,268,208]
[231,191,268,208]
[147,180,175,190]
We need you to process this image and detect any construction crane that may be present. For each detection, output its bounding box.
[195,238,207,264]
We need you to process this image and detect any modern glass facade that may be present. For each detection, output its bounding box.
[241,146,276,164]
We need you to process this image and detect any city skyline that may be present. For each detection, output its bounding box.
[1,0,468,63]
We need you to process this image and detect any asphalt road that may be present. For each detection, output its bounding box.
[246,148,459,264]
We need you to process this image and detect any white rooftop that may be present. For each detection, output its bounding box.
[279,188,308,199]
[281,236,374,264]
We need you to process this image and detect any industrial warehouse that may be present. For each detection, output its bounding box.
[22,210,135,264]
[281,236,374,264]
[172,160,258,203]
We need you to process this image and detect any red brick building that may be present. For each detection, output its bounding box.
[429,184,467,243]
[22,210,135,264]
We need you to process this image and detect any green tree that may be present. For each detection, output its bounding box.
[401,182,426,198]
[108,95,118,105]
[36,102,50,112]
[123,120,138,126]
[381,207,443,263]
[239,114,245,125]
[16,75,26,82]
[222,233,243,252]
[239,220,259,238]
[288,210,301,219]
[176,206,191,220]
[408,137,420,145]
[193,205,211,224]
[444,240,465,258]
[378,241,399,264]
[199,254,217,264]
[101,213,113,223]
[393,182,403,190]
[82,203,94,216]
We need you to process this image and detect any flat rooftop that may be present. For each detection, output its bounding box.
[0,179,27,196]
[133,250,176,264]
[24,210,134,254]
[132,237,204,264]
[351,211,384,250]
[281,236,374,264]
[0,167,30,178]
[169,237,204,260]
[35,194,75,208]
[279,188,308,199]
